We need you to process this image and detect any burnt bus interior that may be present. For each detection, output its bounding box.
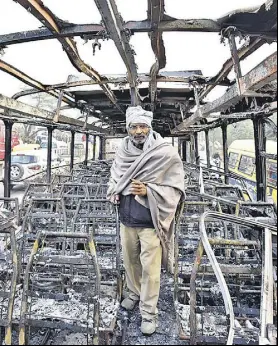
[0,0,277,345]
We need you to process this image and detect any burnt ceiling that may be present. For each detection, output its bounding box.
[0,0,277,136]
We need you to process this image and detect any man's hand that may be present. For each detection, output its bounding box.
[131,179,147,197]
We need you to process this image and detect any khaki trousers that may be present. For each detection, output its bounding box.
[120,224,162,319]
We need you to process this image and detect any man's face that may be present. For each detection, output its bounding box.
[128,123,151,145]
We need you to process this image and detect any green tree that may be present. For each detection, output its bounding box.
[227,120,254,146]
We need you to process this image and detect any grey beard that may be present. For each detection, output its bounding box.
[130,138,146,149]
[129,133,149,147]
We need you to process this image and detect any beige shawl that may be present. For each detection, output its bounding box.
[107,132,185,272]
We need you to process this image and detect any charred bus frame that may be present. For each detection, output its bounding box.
[0,0,276,200]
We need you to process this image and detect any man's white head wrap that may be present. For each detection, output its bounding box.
[126,106,153,129]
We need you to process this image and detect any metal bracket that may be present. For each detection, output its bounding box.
[225,27,243,95]
[92,39,102,56]
[170,113,178,128]
[81,104,95,131]
[192,81,202,119]
[180,104,185,121]
[53,75,73,123]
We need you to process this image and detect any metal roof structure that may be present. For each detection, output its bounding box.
[0,0,277,136]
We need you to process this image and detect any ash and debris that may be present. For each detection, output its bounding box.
[176,304,227,337]
[8,330,94,346]
[44,332,91,346]
[5,286,120,345]
[1,195,273,346]
[100,297,120,328]
[0,243,11,271]
[176,303,259,341]
[14,293,95,327]
[12,293,119,329]
[114,272,186,346]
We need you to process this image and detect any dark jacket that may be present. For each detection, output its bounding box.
[119,194,154,228]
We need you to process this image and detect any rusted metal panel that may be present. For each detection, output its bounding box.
[174,52,277,131]
[94,0,139,105]
[0,94,108,133]
[159,18,220,32]
[15,0,122,113]
[171,105,277,134]
[240,52,277,92]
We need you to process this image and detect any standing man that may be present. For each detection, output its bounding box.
[107,106,185,336]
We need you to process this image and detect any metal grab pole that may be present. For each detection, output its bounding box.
[46,127,53,184]
[194,133,200,165]
[99,136,105,160]
[205,130,211,169]
[182,140,187,162]
[84,133,89,166]
[4,121,13,198]
[178,139,182,157]
[253,118,267,202]
[70,131,75,172]
[190,135,195,163]
[93,135,97,161]
[222,124,229,185]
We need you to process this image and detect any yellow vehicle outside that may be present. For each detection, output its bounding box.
[12,144,40,152]
[228,140,277,205]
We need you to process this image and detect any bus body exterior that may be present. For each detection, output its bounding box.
[228,140,277,205]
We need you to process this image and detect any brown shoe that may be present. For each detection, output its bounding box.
[121,296,139,311]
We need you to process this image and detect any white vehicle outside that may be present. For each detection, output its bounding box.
[11,150,60,185]
[40,139,69,158]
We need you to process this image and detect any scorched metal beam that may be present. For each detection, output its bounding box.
[148,0,167,111]
[94,0,139,105]
[200,0,277,102]
[173,52,277,132]
[12,70,207,99]
[0,111,105,135]
[0,93,108,133]
[2,18,276,48]
[0,20,222,47]
[15,0,122,113]
[199,37,265,101]
[0,59,76,107]
[1,0,277,48]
